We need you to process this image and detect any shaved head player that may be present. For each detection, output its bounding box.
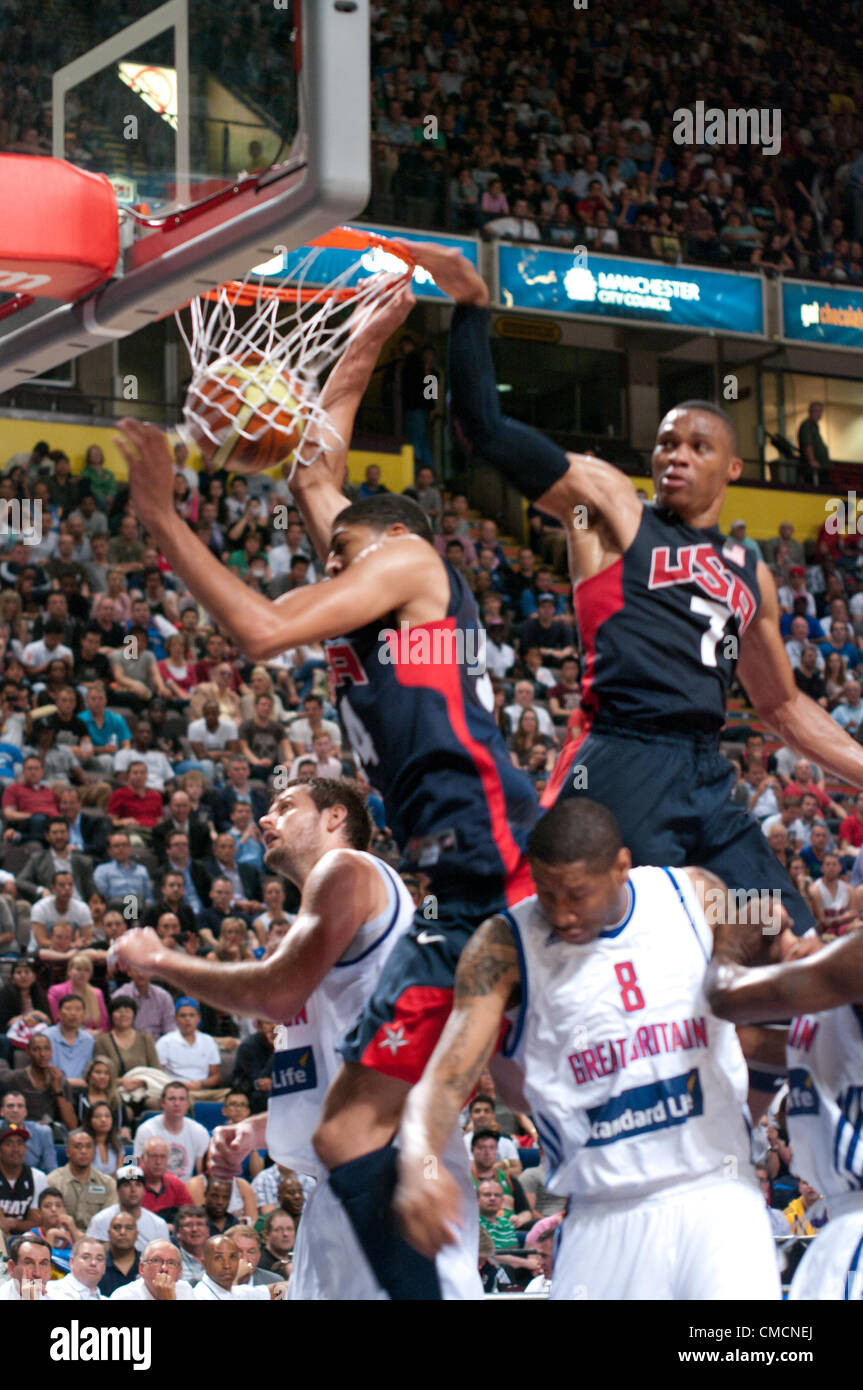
[405,242,863,952]
[115,286,537,1300]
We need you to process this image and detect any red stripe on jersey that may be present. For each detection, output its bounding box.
[392,616,527,884]
[574,558,625,715]
[541,722,591,807]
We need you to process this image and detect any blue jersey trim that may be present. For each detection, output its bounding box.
[845,1231,863,1300]
[599,880,635,938]
[332,859,403,968]
[534,1111,562,1178]
[500,909,528,1060]
[663,867,710,962]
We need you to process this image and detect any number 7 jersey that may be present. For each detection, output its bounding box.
[502,866,755,1203]
[572,504,761,735]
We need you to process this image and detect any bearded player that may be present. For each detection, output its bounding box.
[114,284,537,1300]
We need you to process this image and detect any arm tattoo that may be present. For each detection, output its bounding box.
[453,916,520,1003]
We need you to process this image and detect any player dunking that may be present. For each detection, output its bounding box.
[114,285,537,1299]
[404,243,863,939]
[396,799,782,1301]
[707,914,863,1300]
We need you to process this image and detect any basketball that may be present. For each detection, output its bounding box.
[184,352,306,473]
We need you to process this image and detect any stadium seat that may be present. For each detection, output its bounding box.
[193,1101,226,1132]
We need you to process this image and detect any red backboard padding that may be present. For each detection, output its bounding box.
[0,155,118,300]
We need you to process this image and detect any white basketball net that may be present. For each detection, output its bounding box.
[176,237,414,479]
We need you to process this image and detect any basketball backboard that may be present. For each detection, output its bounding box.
[0,0,370,393]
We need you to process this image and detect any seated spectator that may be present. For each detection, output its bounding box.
[190,1172,252,1233]
[824,652,850,708]
[820,620,860,671]
[794,646,827,705]
[108,630,169,713]
[173,1204,210,1284]
[93,994,160,1081]
[290,731,342,781]
[134,1082,209,1181]
[44,1234,107,1302]
[193,1233,280,1300]
[509,709,555,773]
[212,754,270,833]
[287,694,341,756]
[27,1185,81,1275]
[547,656,581,722]
[87,1163,170,1253]
[93,830,153,918]
[47,953,108,1033]
[0,1233,53,1301]
[158,632,197,704]
[810,852,862,936]
[228,801,265,869]
[207,915,257,964]
[46,1129,116,1230]
[98,1210,140,1296]
[0,959,51,1054]
[783,1178,827,1236]
[1,754,58,841]
[251,879,294,948]
[0,1091,55,1173]
[224,1223,281,1286]
[113,719,174,791]
[150,788,212,860]
[839,792,863,854]
[518,1144,567,1221]
[141,868,198,935]
[741,763,781,824]
[1,1032,77,1130]
[505,679,555,739]
[202,835,263,918]
[138,1136,193,1224]
[36,919,80,986]
[45,994,94,1091]
[18,816,96,905]
[476,1179,538,1282]
[155,998,226,1101]
[831,679,863,735]
[106,760,164,832]
[801,823,835,879]
[109,1236,195,1300]
[113,966,176,1041]
[468,1130,530,1217]
[238,693,290,779]
[257,1209,296,1279]
[0,1119,48,1234]
[231,1019,276,1112]
[785,758,846,820]
[82,1099,125,1176]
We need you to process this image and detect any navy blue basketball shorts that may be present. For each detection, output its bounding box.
[543,721,816,937]
[339,862,532,1085]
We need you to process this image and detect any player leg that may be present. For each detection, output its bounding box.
[543,728,697,867]
[787,1208,863,1300]
[286,1172,387,1302]
[672,1179,781,1300]
[550,1197,676,1300]
[313,912,479,1301]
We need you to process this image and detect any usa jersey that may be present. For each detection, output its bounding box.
[503,867,753,1202]
[325,560,537,891]
[266,854,414,1177]
[574,505,761,734]
[786,1006,863,1211]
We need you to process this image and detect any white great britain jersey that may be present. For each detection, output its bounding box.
[267,854,414,1178]
[786,1005,863,1214]
[503,866,754,1203]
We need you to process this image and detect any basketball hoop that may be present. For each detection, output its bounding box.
[176,226,416,479]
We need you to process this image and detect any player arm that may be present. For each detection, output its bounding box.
[738,564,863,789]
[116,425,437,660]
[396,917,521,1259]
[290,283,416,562]
[706,928,863,1024]
[407,242,641,545]
[113,850,382,1021]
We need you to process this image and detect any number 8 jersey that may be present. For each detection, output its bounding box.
[502,866,755,1203]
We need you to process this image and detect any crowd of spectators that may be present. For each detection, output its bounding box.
[0,428,857,1295]
[368,0,863,279]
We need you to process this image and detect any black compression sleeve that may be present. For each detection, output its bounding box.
[448,304,570,502]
